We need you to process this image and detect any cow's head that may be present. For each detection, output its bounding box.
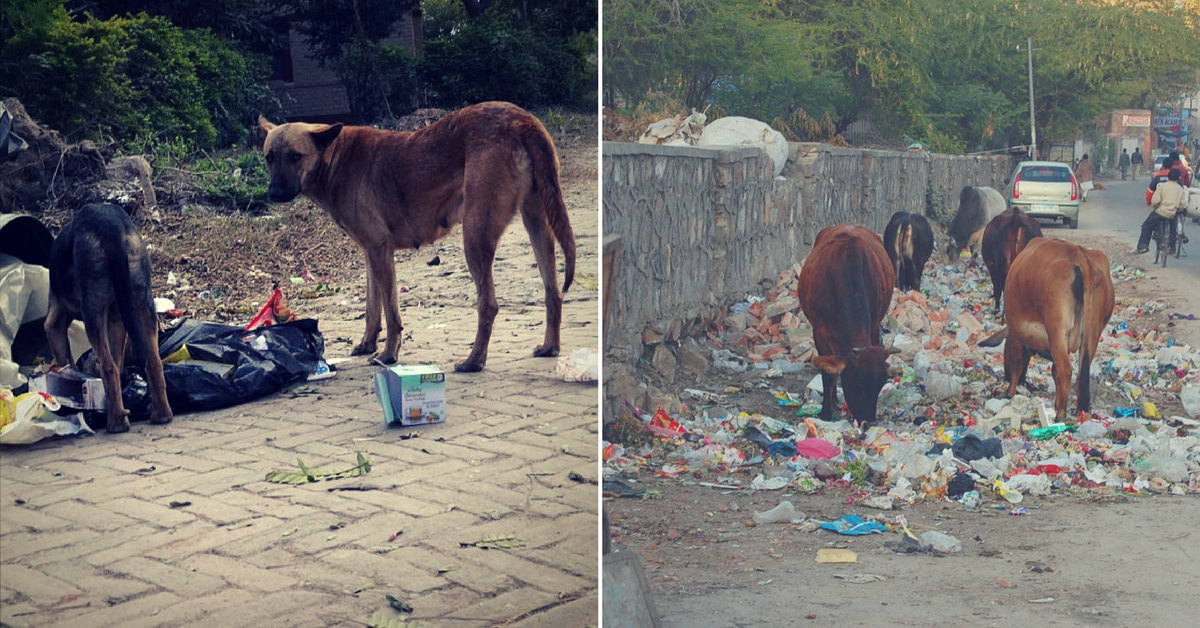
[812,346,891,422]
[944,238,964,265]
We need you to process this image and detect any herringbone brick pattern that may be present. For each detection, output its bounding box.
[1,300,599,627]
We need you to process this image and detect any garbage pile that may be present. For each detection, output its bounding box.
[604,258,1200,503]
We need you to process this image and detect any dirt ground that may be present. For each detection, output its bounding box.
[606,224,1200,628]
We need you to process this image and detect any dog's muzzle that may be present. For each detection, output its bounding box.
[267,184,299,203]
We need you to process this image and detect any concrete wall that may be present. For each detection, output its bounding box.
[602,141,1011,365]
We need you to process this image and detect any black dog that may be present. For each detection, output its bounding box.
[45,204,172,432]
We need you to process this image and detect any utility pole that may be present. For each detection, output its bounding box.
[1020,37,1038,160]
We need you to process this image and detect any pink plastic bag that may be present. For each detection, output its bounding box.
[795,438,840,459]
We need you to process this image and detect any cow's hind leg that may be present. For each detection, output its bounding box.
[1002,336,1031,399]
[1046,329,1074,421]
[521,198,563,358]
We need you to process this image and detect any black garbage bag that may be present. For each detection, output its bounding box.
[951,434,1004,462]
[158,318,325,413]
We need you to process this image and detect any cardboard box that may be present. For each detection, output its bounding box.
[374,364,446,427]
[29,369,107,410]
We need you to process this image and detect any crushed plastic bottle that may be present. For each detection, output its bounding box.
[752,501,801,524]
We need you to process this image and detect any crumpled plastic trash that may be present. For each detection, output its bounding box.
[750,474,790,490]
[820,515,888,535]
[795,438,840,459]
[0,391,93,445]
[647,408,685,438]
[753,500,801,524]
[951,434,1004,461]
[556,347,599,382]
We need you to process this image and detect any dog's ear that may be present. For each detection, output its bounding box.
[311,124,343,152]
[258,115,276,133]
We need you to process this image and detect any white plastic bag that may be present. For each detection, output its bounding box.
[556,347,599,383]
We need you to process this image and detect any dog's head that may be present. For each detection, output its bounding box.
[257,116,343,203]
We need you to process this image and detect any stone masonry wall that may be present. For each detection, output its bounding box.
[602,141,1010,412]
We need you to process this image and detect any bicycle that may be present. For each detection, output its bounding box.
[1152,211,1188,267]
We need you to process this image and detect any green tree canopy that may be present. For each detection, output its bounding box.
[605,0,1200,152]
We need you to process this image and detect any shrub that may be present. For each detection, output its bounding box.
[0,8,277,150]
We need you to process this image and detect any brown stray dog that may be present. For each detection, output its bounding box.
[258,102,576,372]
[45,204,173,433]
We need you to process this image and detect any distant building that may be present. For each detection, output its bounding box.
[269,9,423,122]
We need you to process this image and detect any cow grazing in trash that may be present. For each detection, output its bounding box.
[797,224,896,423]
[882,211,934,292]
[981,207,1043,314]
[978,238,1114,422]
[45,203,173,433]
[945,186,1005,264]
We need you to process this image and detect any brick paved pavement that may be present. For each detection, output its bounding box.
[1,188,600,627]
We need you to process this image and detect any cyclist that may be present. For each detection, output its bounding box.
[1135,169,1187,255]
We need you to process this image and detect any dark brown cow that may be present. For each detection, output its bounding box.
[978,238,1114,422]
[797,224,896,422]
[882,211,934,292]
[945,186,1005,264]
[980,207,1043,313]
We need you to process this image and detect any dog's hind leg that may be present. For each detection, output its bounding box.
[521,200,562,358]
[44,293,75,369]
[456,215,505,373]
[136,311,173,424]
[92,311,130,433]
[363,244,403,364]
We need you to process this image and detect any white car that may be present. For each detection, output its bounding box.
[1005,160,1081,229]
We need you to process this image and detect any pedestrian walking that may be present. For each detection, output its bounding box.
[1076,153,1093,201]
[1131,147,1144,180]
[1118,148,1131,180]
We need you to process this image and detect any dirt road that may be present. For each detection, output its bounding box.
[606,176,1200,628]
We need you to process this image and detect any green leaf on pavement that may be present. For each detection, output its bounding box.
[265,452,372,484]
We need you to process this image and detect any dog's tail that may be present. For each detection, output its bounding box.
[102,234,155,370]
[525,122,576,294]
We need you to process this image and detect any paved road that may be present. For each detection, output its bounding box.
[1064,173,1200,276]
[1047,174,1200,347]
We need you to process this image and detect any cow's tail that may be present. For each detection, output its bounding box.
[103,236,153,370]
[899,223,915,288]
[524,122,576,293]
[1071,265,1091,412]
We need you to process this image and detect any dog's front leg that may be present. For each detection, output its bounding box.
[360,244,402,364]
[351,251,383,359]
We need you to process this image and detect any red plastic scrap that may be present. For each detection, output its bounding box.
[647,407,686,438]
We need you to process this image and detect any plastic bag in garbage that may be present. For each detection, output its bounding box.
[0,390,93,445]
[556,347,599,382]
[157,318,325,413]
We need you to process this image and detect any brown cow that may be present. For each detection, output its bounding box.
[797,224,896,422]
[978,238,1114,422]
[980,207,1043,314]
